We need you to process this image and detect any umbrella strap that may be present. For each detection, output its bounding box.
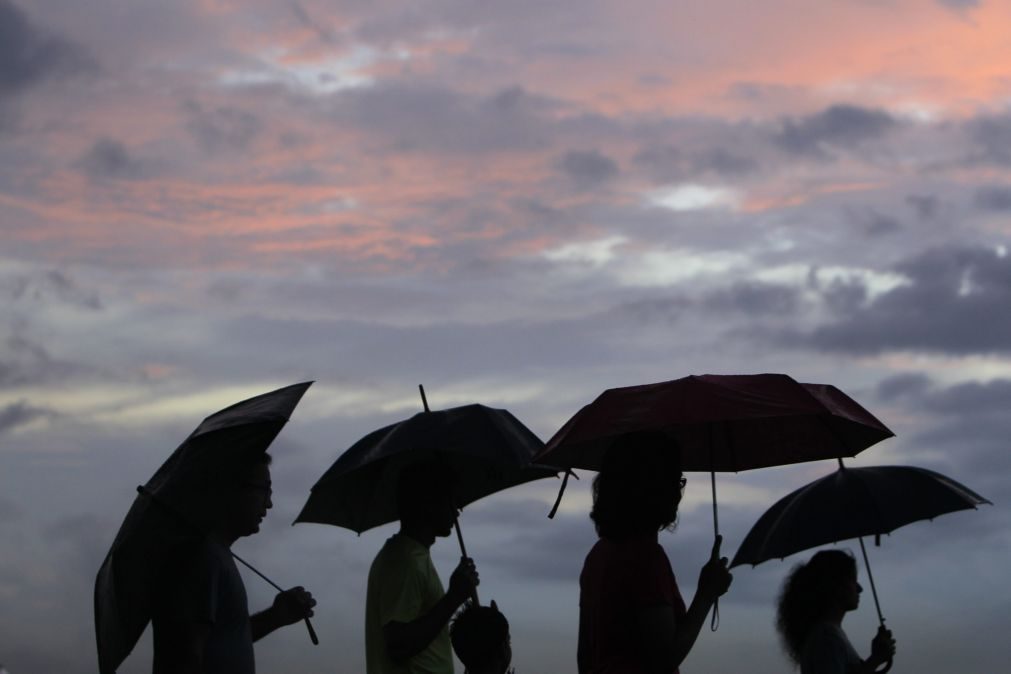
[547,469,576,519]
[137,485,319,646]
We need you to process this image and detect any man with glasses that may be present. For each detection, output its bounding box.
[151,452,316,674]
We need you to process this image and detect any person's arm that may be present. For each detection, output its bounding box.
[251,586,316,642]
[635,536,733,673]
[383,557,478,663]
[152,618,211,674]
[857,626,895,673]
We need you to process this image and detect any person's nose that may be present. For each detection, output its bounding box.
[857,582,863,593]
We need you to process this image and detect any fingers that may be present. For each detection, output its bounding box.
[280,586,317,618]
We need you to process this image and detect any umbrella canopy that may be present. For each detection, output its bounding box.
[295,402,556,534]
[94,381,312,674]
[731,464,991,568]
[535,373,893,472]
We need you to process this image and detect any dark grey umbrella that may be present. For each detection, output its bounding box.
[294,387,557,603]
[731,462,991,623]
[94,382,315,674]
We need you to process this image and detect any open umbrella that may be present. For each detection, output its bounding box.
[95,381,315,674]
[730,461,991,621]
[295,386,557,603]
[535,373,894,533]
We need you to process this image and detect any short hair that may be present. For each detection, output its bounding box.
[395,459,456,520]
[451,603,510,671]
[776,549,857,665]
[589,431,682,539]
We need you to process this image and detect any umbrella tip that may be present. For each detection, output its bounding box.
[418,384,430,412]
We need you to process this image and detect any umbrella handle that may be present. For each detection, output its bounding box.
[454,518,480,606]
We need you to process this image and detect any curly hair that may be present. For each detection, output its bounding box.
[776,549,857,665]
[589,431,682,539]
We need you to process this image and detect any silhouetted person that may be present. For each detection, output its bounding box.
[450,600,512,674]
[366,461,480,674]
[777,549,896,674]
[578,432,732,673]
[151,452,315,674]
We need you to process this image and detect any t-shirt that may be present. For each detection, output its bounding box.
[152,538,254,674]
[800,622,862,674]
[365,533,454,674]
[579,536,687,674]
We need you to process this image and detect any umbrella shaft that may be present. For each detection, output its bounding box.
[857,536,886,625]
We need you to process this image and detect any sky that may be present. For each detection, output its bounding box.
[1,0,1010,671]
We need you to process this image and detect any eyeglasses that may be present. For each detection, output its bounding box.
[679,476,688,490]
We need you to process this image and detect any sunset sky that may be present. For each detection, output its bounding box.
[2,0,1010,672]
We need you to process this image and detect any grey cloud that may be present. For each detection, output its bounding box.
[862,211,902,237]
[0,0,91,94]
[906,194,940,221]
[557,150,619,188]
[973,186,1011,212]
[774,104,897,157]
[183,100,262,154]
[875,373,932,401]
[702,281,800,316]
[76,138,146,180]
[0,328,90,388]
[966,112,1011,166]
[0,400,52,434]
[8,269,102,309]
[290,1,340,46]
[633,143,758,182]
[332,83,557,154]
[801,246,1011,354]
[938,0,980,8]
[918,379,1011,417]
[0,495,22,523]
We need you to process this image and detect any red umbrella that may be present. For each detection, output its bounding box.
[535,373,894,534]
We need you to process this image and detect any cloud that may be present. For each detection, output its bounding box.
[557,150,619,188]
[183,100,262,154]
[800,246,1011,354]
[701,281,800,316]
[75,138,147,180]
[774,104,897,157]
[966,112,1011,166]
[875,373,932,401]
[0,0,91,94]
[0,399,53,434]
[973,186,1011,212]
[331,83,560,154]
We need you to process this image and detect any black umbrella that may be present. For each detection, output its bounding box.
[295,386,557,603]
[95,382,315,674]
[731,461,991,625]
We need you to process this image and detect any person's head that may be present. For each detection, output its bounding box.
[776,549,860,664]
[451,600,511,674]
[589,431,683,540]
[396,460,458,539]
[195,452,274,543]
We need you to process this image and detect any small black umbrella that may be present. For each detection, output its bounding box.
[295,386,557,603]
[731,461,991,624]
[95,382,315,674]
